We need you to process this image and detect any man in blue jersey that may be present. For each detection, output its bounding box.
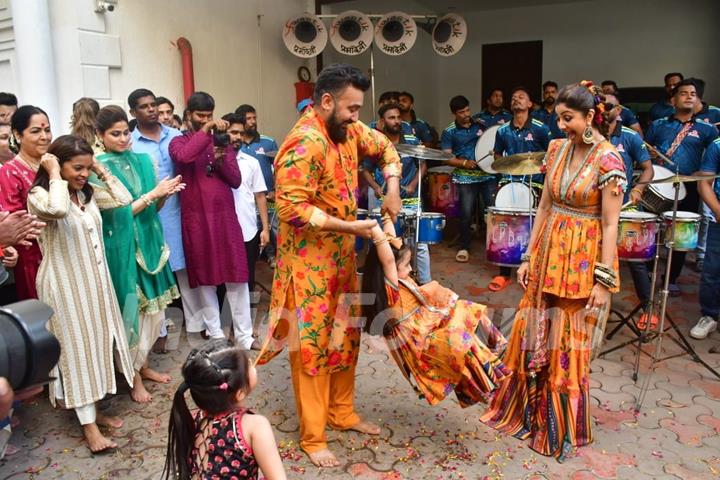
[531,81,564,139]
[363,103,431,284]
[489,86,551,291]
[234,104,279,267]
[370,91,414,136]
[476,88,512,127]
[649,72,684,122]
[440,95,492,263]
[605,93,656,326]
[398,91,434,146]
[602,81,642,136]
[646,79,719,296]
[692,138,720,345]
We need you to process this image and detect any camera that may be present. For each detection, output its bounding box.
[95,0,117,13]
[0,300,60,390]
[213,132,231,148]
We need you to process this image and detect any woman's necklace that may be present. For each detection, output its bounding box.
[16,153,40,172]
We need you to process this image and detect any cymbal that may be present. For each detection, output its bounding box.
[490,151,546,175]
[395,143,453,161]
[638,173,720,185]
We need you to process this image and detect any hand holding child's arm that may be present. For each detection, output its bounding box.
[248,415,287,480]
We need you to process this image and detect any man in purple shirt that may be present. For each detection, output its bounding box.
[169,92,253,349]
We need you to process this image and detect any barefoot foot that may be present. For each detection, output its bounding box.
[139,367,171,384]
[307,448,341,468]
[347,420,381,435]
[131,374,153,403]
[96,413,123,429]
[83,423,118,453]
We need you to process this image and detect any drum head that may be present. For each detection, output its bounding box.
[476,125,500,173]
[495,182,534,209]
[662,211,701,221]
[620,211,657,221]
[650,165,687,201]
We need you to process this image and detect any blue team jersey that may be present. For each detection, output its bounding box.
[609,125,651,202]
[410,118,433,143]
[649,101,675,122]
[363,134,421,199]
[699,138,720,219]
[646,116,719,175]
[493,118,550,183]
[440,120,491,184]
[619,106,639,127]
[474,109,512,127]
[239,133,278,191]
[531,108,565,139]
[695,104,720,125]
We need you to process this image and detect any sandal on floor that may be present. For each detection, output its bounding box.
[455,249,469,263]
[488,275,512,292]
[637,313,659,330]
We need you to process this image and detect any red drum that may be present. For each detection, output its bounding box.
[427,166,459,218]
[617,211,658,262]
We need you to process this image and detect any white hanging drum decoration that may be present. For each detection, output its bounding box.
[330,10,373,55]
[432,13,467,57]
[374,11,417,56]
[283,13,327,58]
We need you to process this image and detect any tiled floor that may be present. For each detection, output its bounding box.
[1,235,719,479]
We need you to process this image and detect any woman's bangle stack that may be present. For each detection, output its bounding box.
[594,262,617,289]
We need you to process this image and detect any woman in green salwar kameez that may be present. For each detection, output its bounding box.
[94,105,184,403]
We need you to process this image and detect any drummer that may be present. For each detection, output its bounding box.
[605,93,656,326]
[645,78,718,296]
[489,86,551,292]
[363,103,432,284]
[475,88,512,127]
[531,81,565,139]
[440,95,494,263]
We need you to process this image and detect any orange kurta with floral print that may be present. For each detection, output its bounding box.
[256,109,401,375]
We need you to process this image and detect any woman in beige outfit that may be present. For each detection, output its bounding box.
[28,135,135,453]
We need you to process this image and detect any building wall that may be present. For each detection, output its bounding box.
[324,0,719,130]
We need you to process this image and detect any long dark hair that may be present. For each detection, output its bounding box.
[95,105,129,136]
[163,340,253,480]
[556,83,614,138]
[360,244,411,336]
[31,135,94,203]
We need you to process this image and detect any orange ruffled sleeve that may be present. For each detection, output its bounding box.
[598,147,627,196]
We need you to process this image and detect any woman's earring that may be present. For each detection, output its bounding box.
[582,124,594,144]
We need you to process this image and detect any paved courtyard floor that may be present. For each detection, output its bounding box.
[1,235,720,479]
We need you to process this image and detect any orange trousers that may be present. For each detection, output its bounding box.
[284,288,360,453]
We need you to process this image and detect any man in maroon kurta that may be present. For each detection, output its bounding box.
[169,92,254,347]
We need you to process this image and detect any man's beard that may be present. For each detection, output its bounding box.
[190,120,204,132]
[543,97,555,107]
[245,125,257,136]
[327,110,350,143]
[384,124,401,136]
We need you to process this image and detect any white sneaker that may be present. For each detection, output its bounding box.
[690,316,718,339]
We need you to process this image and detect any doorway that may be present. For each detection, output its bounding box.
[481,41,543,108]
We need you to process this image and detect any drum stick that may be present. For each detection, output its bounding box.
[621,201,633,210]
[644,142,676,166]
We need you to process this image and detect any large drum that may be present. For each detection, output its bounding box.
[662,211,701,251]
[418,212,445,244]
[640,165,687,214]
[494,182,537,210]
[485,207,535,267]
[427,166,459,218]
[476,125,501,173]
[617,211,658,262]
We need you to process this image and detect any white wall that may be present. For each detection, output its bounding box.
[323,0,719,130]
[45,0,313,139]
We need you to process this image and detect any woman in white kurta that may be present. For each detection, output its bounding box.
[27,135,135,453]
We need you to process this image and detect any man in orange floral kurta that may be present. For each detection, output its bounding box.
[256,64,402,467]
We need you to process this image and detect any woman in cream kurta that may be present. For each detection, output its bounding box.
[28,139,135,453]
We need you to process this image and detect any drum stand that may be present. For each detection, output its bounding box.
[632,181,720,411]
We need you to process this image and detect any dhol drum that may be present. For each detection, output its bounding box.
[662,211,701,251]
[485,207,535,267]
[418,212,445,244]
[427,166,460,218]
[494,181,537,210]
[617,211,659,262]
[640,165,687,213]
[355,208,369,252]
[475,125,500,173]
